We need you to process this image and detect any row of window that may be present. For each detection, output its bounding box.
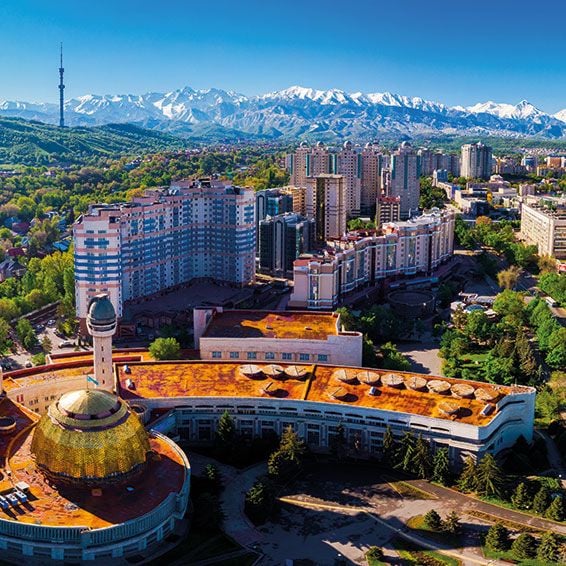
[211,351,328,362]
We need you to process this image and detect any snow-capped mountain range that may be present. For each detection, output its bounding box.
[1,85,565,139]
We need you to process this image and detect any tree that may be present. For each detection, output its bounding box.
[204,463,222,492]
[149,337,181,360]
[497,266,520,290]
[476,453,505,498]
[192,492,224,529]
[0,298,20,321]
[215,410,236,449]
[41,335,52,354]
[395,431,416,473]
[493,290,525,327]
[365,547,384,562]
[515,331,538,381]
[245,478,275,524]
[423,509,442,531]
[268,426,305,481]
[538,255,557,273]
[511,533,537,560]
[511,482,532,510]
[533,485,552,515]
[413,435,432,479]
[329,423,346,460]
[0,318,11,355]
[546,495,565,522]
[546,327,566,369]
[432,448,451,486]
[381,426,396,466]
[457,456,478,492]
[379,342,411,371]
[443,511,461,535]
[16,318,38,351]
[537,531,561,563]
[485,523,510,552]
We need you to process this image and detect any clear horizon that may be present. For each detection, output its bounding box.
[0,0,565,113]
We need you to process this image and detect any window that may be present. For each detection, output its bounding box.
[265,352,275,360]
[247,352,257,360]
[282,352,292,361]
[299,353,310,361]
[317,354,328,362]
[212,351,222,359]
[229,352,239,359]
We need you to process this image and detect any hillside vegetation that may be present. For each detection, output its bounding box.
[0,117,186,165]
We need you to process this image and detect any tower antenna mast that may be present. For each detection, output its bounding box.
[58,43,65,128]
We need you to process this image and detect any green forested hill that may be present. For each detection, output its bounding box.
[0,117,186,165]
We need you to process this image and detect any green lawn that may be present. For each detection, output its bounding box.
[406,515,462,546]
[482,545,562,565]
[393,538,461,566]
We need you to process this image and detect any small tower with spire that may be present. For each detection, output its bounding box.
[86,294,117,392]
[58,43,65,128]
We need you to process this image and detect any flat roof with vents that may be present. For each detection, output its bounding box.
[202,310,340,341]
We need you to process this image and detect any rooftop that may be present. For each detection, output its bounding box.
[202,310,340,341]
[0,396,186,529]
[116,360,528,427]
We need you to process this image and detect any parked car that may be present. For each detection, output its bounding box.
[58,341,73,349]
[24,361,32,368]
[47,319,56,326]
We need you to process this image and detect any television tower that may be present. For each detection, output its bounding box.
[58,43,65,128]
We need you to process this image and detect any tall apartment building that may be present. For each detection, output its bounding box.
[74,179,256,326]
[280,186,307,216]
[361,142,383,214]
[306,174,347,242]
[418,149,460,177]
[311,142,332,176]
[337,141,362,216]
[256,188,293,224]
[388,142,421,220]
[258,213,315,277]
[290,209,455,309]
[461,142,493,179]
[520,200,566,259]
[287,142,311,187]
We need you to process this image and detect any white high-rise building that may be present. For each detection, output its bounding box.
[74,179,256,331]
[306,174,347,241]
[389,142,421,219]
[461,142,493,179]
[311,142,331,177]
[337,141,362,216]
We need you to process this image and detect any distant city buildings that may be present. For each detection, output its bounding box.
[306,174,347,241]
[418,148,460,177]
[387,142,421,219]
[337,141,362,216]
[255,188,293,225]
[461,142,493,179]
[258,212,315,277]
[520,198,566,259]
[361,142,385,214]
[74,178,256,328]
[290,208,455,309]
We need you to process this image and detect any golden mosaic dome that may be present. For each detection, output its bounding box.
[31,389,151,486]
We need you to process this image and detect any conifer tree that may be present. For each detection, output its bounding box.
[381,426,396,466]
[546,495,565,522]
[215,410,236,448]
[476,453,505,498]
[537,531,561,563]
[533,485,551,515]
[442,511,461,535]
[432,447,451,486]
[511,482,532,510]
[485,523,510,552]
[511,533,537,560]
[395,431,416,473]
[457,456,478,492]
[423,509,442,531]
[413,435,433,479]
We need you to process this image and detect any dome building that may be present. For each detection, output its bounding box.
[31,389,150,487]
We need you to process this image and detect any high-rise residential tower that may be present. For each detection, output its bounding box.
[461,142,493,179]
[361,142,383,214]
[58,43,65,128]
[337,141,362,216]
[306,174,347,241]
[288,142,311,187]
[388,142,421,219]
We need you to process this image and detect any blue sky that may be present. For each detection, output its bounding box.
[0,0,565,112]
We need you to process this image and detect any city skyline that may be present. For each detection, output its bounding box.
[0,0,565,112]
